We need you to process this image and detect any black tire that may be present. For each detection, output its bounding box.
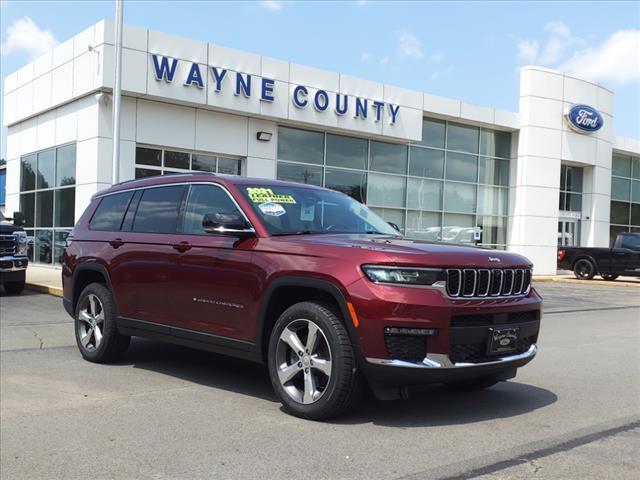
[573,258,595,280]
[74,283,130,363]
[601,274,619,281]
[3,280,25,294]
[267,301,362,420]
[446,375,501,391]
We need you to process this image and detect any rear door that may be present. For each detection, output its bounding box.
[166,183,258,341]
[613,235,640,275]
[109,184,187,325]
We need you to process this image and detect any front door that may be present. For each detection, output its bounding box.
[557,220,579,247]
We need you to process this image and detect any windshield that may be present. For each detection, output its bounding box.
[239,185,400,236]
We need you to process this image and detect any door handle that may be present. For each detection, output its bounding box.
[172,241,192,253]
[109,238,124,249]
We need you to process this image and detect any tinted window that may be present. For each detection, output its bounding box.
[620,234,640,249]
[132,186,185,233]
[277,127,324,165]
[90,191,134,231]
[182,185,240,234]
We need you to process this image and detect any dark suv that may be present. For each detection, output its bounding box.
[62,174,541,419]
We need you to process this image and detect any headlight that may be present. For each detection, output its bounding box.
[14,231,28,256]
[362,265,445,286]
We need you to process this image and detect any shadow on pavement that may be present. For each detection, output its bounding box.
[116,338,557,426]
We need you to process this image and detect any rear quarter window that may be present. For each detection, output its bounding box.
[89,191,134,231]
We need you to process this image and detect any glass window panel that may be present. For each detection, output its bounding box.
[325,134,367,169]
[325,168,367,203]
[34,229,53,264]
[566,193,582,212]
[277,127,324,165]
[135,168,161,179]
[610,226,629,245]
[369,207,405,230]
[446,122,479,154]
[419,118,446,148]
[477,215,506,245]
[368,173,406,208]
[136,147,162,167]
[612,154,632,177]
[132,185,186,233]
[277,162,323,186]
[479,157,509,186]
[632,180,640,203]
[56,144,76,187]
[217,157,241,175]
[480,130,511,158]
[90,191,134,231]
[192,154,217,172]
[409,147,444,178]
[444,182,476,213]
[631,204,640,226]
[558,192,566,210]
[21,154,36,191]
[611,177,631,201]
[36,150,55,189]
[25,230,34,261]
[560,165,567,190]
[610,201,630,225]
[565,166,583,193]
[445,152,478,183]
[35,190,53,227]
[182,185,240,234]
[442,214,475,244]
[20,192,35,228]
[370,142,407,174]
[632,157,640,180]
[164,150,190,169]
[407,178,442,210]
[54,230,72,265]
[478,186,508,216]
[406,211,441,240]
[54,188,76,228]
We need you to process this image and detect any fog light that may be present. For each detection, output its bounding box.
[384,327,438,336]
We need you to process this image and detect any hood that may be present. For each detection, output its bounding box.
[281,234,533,269]
[0,223,24,235]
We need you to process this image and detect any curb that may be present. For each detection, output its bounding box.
[25,283,63,297]
[533,276,640,288]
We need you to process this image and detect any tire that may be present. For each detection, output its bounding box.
[267,301,362,420]
[573,258,595,280]
[601,274,619,281]
[3,280,25,295]
[446,375,501,391]
[74,283,130,363]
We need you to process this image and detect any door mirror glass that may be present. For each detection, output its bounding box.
[202,212,252,234]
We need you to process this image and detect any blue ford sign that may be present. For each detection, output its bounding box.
[565,104,603,134]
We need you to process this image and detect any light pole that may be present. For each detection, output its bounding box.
[111,0,124,184]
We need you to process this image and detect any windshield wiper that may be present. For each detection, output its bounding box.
[271,230,328,236]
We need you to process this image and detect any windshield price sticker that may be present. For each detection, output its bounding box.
[246,187,296,204]
[259,202,286,217]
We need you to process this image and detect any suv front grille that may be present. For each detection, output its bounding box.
[449,336,534,364]
[446,268,532,298]
[384,333,427,361]
[0,235,16,256]
[450,310,539,327]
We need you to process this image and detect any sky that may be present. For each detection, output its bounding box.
[1,0,639,158]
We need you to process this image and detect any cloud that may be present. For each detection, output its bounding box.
[517,20,582,65]
[379,56,389,65]
[560,30,640,85]
[259,1,283,11]
[360,51,371,62]
[398,32,423,59]
[429,52,444,63]
[517,39,539,64]
[1,16,58,60]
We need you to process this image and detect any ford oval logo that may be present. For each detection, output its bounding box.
[565,104,603,133]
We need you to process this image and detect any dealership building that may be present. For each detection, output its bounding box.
[2,20,639,274]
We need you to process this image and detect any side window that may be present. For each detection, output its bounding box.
[89,191,134,231]
[132,185,186,233]
[182,184,242,234]
[621,235,640,250]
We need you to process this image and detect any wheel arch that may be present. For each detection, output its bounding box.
[72,262,115,313]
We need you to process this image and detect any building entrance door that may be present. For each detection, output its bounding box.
[558,219,580,247]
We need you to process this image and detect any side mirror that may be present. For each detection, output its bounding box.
[388,222,401,232]
[12,211,26,227]
[202,212,253,235]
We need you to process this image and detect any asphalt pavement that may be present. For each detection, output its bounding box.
[1,283,639,479]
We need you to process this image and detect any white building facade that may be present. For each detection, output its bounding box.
[2,20,639,274]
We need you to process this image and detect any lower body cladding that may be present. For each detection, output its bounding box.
[347,277,542,399]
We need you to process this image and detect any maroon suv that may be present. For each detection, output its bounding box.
[62,173,541,419]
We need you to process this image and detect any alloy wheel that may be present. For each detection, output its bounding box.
[78,294,105,352]
[275,319,332,404]
[575,260,593,279]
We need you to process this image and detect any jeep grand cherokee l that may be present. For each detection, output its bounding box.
[62,174,541,420]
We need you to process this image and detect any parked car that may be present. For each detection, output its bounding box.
[62,173,542,420]
[0,211,29,294]
[557,232,640,280]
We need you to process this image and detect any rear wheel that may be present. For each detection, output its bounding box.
[601,274,619,281]
[267,301,361,420]
[3,280,25,294]
[573,259,595,280]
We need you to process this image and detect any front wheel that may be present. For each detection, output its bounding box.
[601,274,619,281]
[573,259,595,280]
[267,301,362,420]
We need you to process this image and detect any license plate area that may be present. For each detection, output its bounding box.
[487,327,519,356]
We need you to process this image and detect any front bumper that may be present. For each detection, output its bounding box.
[0,255,28,273]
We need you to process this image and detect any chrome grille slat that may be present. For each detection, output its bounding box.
[446,268,531,299]
[0,235,16,256]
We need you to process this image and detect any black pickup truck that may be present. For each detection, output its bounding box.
[557,232,640,280]
[0,211,29,294]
